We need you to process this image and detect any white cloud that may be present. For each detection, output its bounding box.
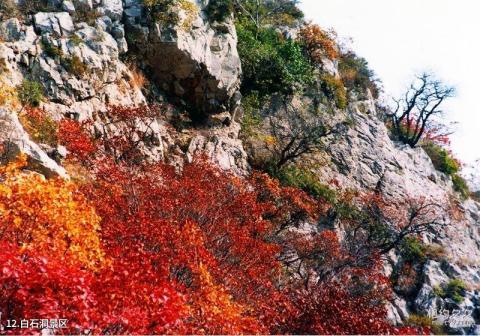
[299,0,480,166]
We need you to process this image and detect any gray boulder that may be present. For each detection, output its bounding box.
[0,18,23,42]
[62,0,76,13]
[187,124,249,175]
[33,12,74,36]
[124,0,241,116]
[0,109,67,178]
[101,0,123,21]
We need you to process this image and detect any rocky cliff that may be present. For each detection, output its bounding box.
[1,1,479,333]
[318,94,480,332]
[0,0,248,175]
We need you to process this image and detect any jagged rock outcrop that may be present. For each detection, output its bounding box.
[314,97,480,331]
[0,108,66,177]
[244,82,480,332]
[33,11,75,35]
[124,0,242,116]
[0,0,248,174]
[0,7,141,115]
[0,7,163,166]
[186,122,249,175]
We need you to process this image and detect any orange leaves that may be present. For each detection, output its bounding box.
[0,152,28,175]
[186,263,264,335]
[0,157,104,270]
[299,23,338,62]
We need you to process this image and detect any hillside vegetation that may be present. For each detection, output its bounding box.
[0,0,477,335]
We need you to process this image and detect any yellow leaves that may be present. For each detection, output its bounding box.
[13,216,22,227]
[263,135,277,146]
[0,83,19,109]
[0,156,105,270]
[178,0,199,31]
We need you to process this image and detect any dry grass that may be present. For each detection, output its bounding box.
[128,64,147,91]
[424,243,447,261]
[456,256,479,268]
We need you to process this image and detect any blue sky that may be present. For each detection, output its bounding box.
[299,0,480,170]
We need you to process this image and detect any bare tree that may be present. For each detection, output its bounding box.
[346,195,448,256]
[314,194,449,281]
[267,98,346,169]
[388,72,455,148]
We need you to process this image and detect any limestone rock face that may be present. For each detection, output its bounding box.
[0,108,66,177]
[124,0,242,116]
[33,12,75,36]
[320,100,450,201]
[186,123,249,176]
[0,0,248,176]
[0,4,141,117]
[315,96,480,331]
[244,87,480,330]
[0,4,154,171]
[101,0,123,21]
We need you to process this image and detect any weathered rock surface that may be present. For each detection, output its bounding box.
[0,1,248,175]
[0,108,66,177]
[316,96,480,330]
[186,123,249,175]
[124,0,242,116]
[34,12,75,36]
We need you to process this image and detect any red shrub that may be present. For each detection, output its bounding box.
[57,118,96,161]
[0,104,430,335]
[0,242,96,334]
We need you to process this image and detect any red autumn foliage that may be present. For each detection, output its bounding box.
[93,249,187,334]
[275,229,429,335]
[57,118,96,161]
[282,277,428,335]
[0,242,96,335]
[0,104,430,335]
[396,116,453,146]
[80,158,282,333]
[0,242,187,335]
[58,104,164,164]
[91,104,163,163]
